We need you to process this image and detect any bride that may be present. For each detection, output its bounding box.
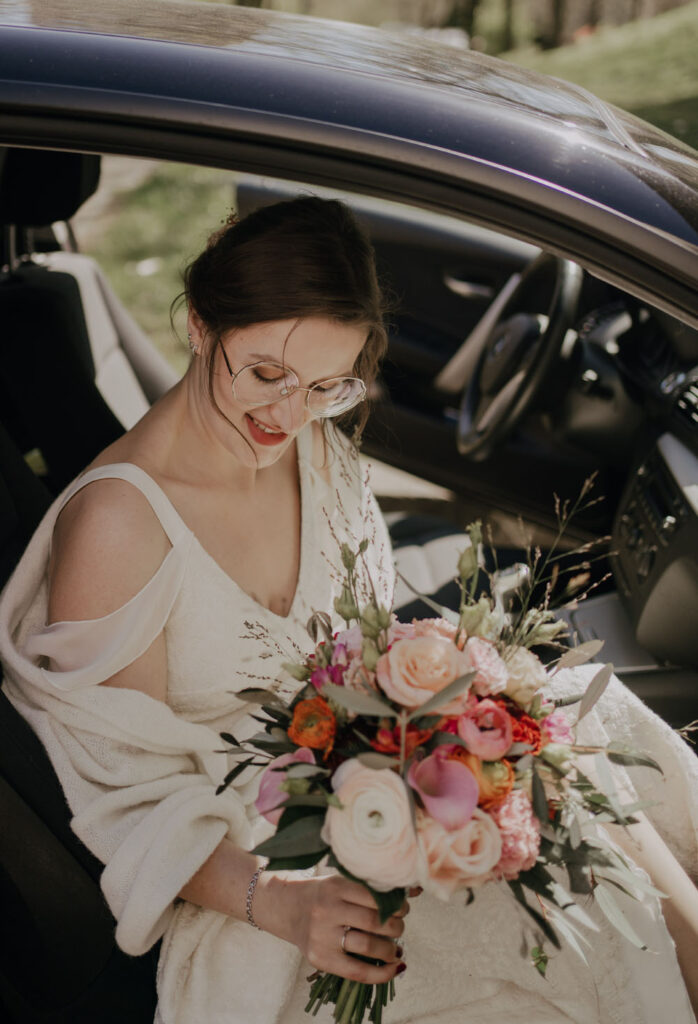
[1,196,696,1024]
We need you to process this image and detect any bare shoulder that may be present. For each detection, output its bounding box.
[49,476,171,625]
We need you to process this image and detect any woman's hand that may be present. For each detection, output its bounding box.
[255,872,408,984]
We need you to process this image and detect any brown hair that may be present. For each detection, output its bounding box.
[179,195,388,442]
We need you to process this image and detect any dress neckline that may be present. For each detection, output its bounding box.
[191,433,311,622]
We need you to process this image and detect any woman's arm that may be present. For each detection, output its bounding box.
[49,480,407,983]
[608,814,698,1017]
[180,840,407,983]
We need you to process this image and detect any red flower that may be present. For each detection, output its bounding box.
[370,720,436,757]
[494,698,542,754]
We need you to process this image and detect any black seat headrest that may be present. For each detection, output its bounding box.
[0,148,101,227]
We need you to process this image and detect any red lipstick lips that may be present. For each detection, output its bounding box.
[245,413,288,447]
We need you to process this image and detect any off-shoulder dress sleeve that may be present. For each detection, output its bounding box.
[0,464,253,955]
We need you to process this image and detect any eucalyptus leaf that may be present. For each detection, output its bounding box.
[252,814,328,858]
[508,741,536,757]
[430,731,468,749]
[545,907,590,964]
[265,851,327,871]
[236,687,287,709]
[531,767,549,823]
[553,693,585,708]
[597,866,666,900]
[322,682,396,718]
[355,752,400,770]
[508,881,561,950]
[282,793,333,809]
[593,752,626,822]
[568,815,582,850]
[407,671,475,721]
[594,882,648,949]
[220,731,240,747]
[554,639,605,673]
[577,663,614,723]
[215,756,255,795]
[605,742,663,774]
[284,763,329,779]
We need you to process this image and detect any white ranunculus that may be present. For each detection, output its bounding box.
[504,645,548,707]
[321,760,420,891]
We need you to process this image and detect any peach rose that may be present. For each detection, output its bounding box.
[321,761,420,891]
[412,617,463,647]
[376,636,473,714]
[416,807,502,899]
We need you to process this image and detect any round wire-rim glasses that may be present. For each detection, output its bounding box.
[218,341,367,419]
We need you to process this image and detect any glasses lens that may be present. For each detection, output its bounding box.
[307,378,366,418]
[232,363,298,405]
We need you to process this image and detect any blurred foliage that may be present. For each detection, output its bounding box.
[78,162,234,374]
[505,0,698,150]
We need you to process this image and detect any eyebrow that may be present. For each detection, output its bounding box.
[248,354,356,383]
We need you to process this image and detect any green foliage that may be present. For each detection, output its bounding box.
[505,1,698,151]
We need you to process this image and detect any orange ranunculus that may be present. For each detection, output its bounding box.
[288,697,336,758]
[447,748,514,810]
[370,720,437,757]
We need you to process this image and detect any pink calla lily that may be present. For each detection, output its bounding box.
[407,749,478,831]
[254,747,315,824]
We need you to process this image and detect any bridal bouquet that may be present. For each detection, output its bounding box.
[220,484,663,1024]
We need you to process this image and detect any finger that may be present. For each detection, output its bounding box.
[343,928,403,964]
[342,905,405,940]
[333,955,405,986]
[408,886,423,897]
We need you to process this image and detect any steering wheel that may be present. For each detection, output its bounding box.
[457,254,584,461]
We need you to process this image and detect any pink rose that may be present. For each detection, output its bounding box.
[376,636,473,714]
[407,749,478,831]
[489,789,540,879]
[412,617,462,647]
[540,708,575,746]
[462,637,509,697]
[254,748,315,825]
[417,808,502,899]
[457,698,513,761]
[321,760,420,891]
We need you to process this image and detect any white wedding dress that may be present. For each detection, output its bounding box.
[0,424,696,1024]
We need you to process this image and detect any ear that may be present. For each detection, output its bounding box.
[187,307,208,342]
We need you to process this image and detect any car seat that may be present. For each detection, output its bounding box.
[0,146,171,1022]
[0,146,177,494]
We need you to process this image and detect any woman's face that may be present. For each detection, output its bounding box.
[189,315,367,469]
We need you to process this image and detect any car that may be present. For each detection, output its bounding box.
[0,2,696,1021]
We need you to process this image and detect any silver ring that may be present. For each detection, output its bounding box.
[341,925,350,953]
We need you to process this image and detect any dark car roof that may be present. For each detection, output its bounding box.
[0,0,696,318]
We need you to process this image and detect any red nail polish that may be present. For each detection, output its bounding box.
[396,946,403,958]
[396,962,407,975]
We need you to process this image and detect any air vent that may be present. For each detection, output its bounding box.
[676,380,698,431]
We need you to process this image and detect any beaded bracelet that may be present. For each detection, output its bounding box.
[246,865,264,930]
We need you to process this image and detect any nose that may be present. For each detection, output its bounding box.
[267,388,309,434]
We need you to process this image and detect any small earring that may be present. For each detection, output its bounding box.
[187,332,199,355]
